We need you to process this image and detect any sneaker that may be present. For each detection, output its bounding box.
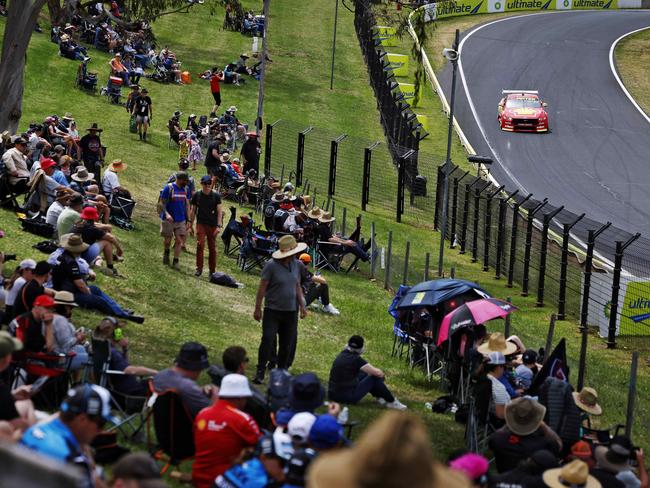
[163,252,170,265]
[194,269,202,277]
[125,314,145,324]
[323,303,340,316]
[139,132,142,141]
[385,398,407,411]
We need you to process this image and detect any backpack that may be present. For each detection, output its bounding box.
[209,271,241,288]
[267,368,292,412]
[272,209,289,231]
[156,183,173,215]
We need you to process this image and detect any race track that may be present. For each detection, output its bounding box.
[438,10,650,242]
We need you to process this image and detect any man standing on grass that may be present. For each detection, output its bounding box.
[132,87,152,141]
[160,172,191,271]
[209,68,224,117]
[253,235,308,384]
[189,174,223,277]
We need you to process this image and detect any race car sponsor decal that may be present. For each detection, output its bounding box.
[512,108,538,115]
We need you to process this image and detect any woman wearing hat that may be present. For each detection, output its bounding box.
[253,235,308,384]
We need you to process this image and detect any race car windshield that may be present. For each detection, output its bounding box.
[506,98,542,109]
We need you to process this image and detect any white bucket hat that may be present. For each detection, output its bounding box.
[219,374,253,398]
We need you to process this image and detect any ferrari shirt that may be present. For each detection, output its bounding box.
[192,399,260,488]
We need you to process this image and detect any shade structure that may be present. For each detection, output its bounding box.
[436,298,518,346]
[396,278,489,310]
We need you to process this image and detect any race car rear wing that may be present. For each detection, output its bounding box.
[502,89,539,95]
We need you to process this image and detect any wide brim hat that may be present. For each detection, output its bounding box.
[543,461,601,488]
[53,290,78,307]
[594,445,630,473]
[220,153,231,163]
[289,373,325,412]
[227,105,237,112]
[272,235,308,260]
[176,342,210,371]
[71,167,94,182]
[219,374,253,398]
[63,112,74,121]
[307,207,322,220]
[573,388,602,416]
[504,397,546,436]
[271,191,288,203]
[318,212,335,223]
[61,233,90,253]
[108,159,127,172]
[477,332,518,356]
[86,123,103,132]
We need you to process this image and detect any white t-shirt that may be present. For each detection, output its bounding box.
[102,169,120,194]
[6,277,26,307]
[46,201,66,227]
[488,374,511,414]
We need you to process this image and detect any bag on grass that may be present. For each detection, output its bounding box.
[33,240,58,254]
[209,271,241,288]
[129,115,137,133]
[20,217,55,238]
[267,368,292,412]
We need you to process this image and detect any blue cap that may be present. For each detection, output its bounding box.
[308,414,344,449]
[60,384,118,424]
[200,175,212,184]
[275,408,294,427]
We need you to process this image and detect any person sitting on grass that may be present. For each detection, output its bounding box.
[109,52,129,86]
[152,342,218,419]
[3,259,36,323]
[11,261,54,318]
[72,206,124,275]
[297,253,340,316]
[51,234,144,323]
[327,335,406,410]
[168,110,183,144]
[317,212,371,262]
[2,135,30,195]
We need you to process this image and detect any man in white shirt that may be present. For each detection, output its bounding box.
[46,189,72,229]
[102,159,129,196]
[2,137,30,194]
[486,351,510,420]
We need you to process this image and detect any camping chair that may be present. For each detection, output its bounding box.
[0,175,22,210]
[581,423,625,446]
[464,379,496,454]
[150,386,195,474]
[91,338,150,440]
[221,207,253,257]
[238,230,277,272]
[108,192,136,230]
[10,351,76,411]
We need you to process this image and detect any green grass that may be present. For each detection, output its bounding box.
[615,28,650,117]
[1,3,650,478]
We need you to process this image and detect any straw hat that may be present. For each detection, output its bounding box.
[61,233,89,254]
[71,166,94,182]
[220,153,231,163]
[301,195,312,207]
[272,235,308,260]
[477,332,518,356]
[318,211,335,223]
[504,397,546,436]
[271,191,288,203]
[542,460,600,488]
[108,159,127,172]
[53,290,78,307]
[572,387,602,416]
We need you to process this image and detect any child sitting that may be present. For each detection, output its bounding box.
[514,350,538,390]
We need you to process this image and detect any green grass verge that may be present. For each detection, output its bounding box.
[615,28,650,117]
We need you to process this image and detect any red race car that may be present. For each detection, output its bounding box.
[497,90,549,132]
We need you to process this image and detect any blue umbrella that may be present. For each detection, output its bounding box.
[396,278,490,310]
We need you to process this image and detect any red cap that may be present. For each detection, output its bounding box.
[80,206,100,221]
[40,158,57,170]
[33,294,56,308]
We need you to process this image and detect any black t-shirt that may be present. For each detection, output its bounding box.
[590,469,625,488]
[16,312,46,352]
[317,223,333,242]
[73,221,106,245]
[491,467,547,488]
[489,427,560,473]
[79,134,102,163]
[190,190,222,227]
[328,349,367,396]
[52,252,84,293]
[134,95,152,116]
[240,140,260,170]
[204,142,221,168]
[0,380,19,421]
[12,280,45,318]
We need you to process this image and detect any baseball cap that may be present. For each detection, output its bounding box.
[60,384,118,424]
[274,408,294,427]
[347,335,364,352]
[308,414,345,450]
[19,259,37,270]
[522,349,538,364]
[298,253,311,264]
[288,412,316,444]
[200,175,212,184]
[486,351,506,365]
[258,430,293,461]
[34,261,52,276]
[0,331,23,357]
[33,294,56,308]
[40,158,57,170]
[219,374,253,398]
[175,342,209,371]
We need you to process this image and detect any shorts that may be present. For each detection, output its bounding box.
[206,166,219,177]
[160,220,187,238]
[136,115,149,124]
[212,91,221,105]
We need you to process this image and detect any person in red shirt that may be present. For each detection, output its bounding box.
[209,68,224,117]
[192,373,261,488]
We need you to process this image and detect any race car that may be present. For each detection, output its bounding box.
[497,90,549,132]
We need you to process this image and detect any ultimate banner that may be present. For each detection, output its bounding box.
[422,0,643,21]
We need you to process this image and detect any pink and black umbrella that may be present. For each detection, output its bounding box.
[436,298,518,346]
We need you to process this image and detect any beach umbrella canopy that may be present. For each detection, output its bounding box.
[396,278,489,310]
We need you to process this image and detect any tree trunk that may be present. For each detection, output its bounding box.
[0,0,46,133]
[47,0,63,25]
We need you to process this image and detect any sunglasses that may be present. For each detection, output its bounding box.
[201,181,212,185]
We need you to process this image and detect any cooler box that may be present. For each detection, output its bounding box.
[385,53,409,77]
[109,76,123,86]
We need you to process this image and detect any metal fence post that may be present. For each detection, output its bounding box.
[450,171,470,249]
[341,207,347,236]
[577,326,588,391]
[396,155,409,223]
[472,182,490,263]
[495,190,518,280]
[328,134,347,197]
[536,206,564,307]
[507,193,532,288]
[296,127,313,187]
[264,120,280,177]
[522,199,548,297]
[362,142,379,211]
[460,182,474,254]
[580,223,611,330]
[384,231,393,290]
[403,241,410,285]
[557,213,585,319]
[504,296,512,337]
[483,185,504,272]
[424,252,430,281]
[625,352,639,438]
[370,222,377,279]
[607,234,641,348]
[434,165,443,230]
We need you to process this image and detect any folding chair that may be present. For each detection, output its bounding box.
[0,173,22,210]
[149,387,195,474]
[581,421,625,446]
[221,207,253,257]
[91,338,150,441]
[108,193,136,230]
[238,231,277,272]
[464,383,496,454]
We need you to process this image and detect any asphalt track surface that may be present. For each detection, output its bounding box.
[438,11,650,268]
